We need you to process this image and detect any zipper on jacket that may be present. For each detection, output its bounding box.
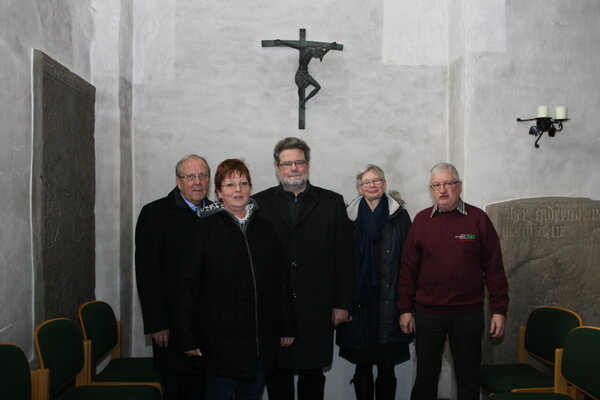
[242,231,261,358]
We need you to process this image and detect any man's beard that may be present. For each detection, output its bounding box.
[279,174,308,189]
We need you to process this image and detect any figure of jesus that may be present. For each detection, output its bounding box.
[274,39,338,108]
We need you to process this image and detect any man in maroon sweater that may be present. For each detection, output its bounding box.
[398,162,508,400]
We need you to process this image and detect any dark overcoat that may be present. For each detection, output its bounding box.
[135,187,209,373]
[172,204,296,380]
[253,184,355,369]
[336,193,414,352]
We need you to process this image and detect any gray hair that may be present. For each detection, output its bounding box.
[175,154,210,177]
[273,137,311,166]
[355,164,386,187]
[430,162,460,181]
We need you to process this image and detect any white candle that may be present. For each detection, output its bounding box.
[536,105,549,118]
[555,106,568,120]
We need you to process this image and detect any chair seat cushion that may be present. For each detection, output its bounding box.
[93,357,162,383]
[69,384,161,399]
[490,393,571,400]
[480,363,553,393]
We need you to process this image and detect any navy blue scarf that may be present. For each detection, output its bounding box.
[355,195,388,306]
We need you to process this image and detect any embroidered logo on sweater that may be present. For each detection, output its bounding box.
[455,233,477,241]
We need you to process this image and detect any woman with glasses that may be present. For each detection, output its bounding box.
[337,164,413,400]
[174,159,296,400]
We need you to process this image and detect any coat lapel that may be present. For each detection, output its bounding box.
[294,186,319,228]
[169,187,207,226]
[271,187,294,228]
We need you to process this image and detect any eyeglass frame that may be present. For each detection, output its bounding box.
[221,181,251,189]
[177,173,210,182]
[359,178,385,187]
[429,181,461,191]
[278,160,308,168]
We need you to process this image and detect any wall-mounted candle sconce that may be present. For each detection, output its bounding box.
[517,105,569,148]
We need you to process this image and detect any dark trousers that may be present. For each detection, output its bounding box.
[353,363,396,400]
[163,371,207,400]
[205,359,265,400]
[410,310,484,400]
[266,368,325,400]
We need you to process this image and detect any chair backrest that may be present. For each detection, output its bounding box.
[34,318,85,397]
[78,300,118,364]
[0,343,31,400]
[561,326,600,400]
[524,306,582,364]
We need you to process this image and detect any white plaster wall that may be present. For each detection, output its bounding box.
[463,0,600,207]
[383,0,448,66]
[0,0,94,358]
[90,0,124,315]
[448,0,467,177]
[130,0,447,217]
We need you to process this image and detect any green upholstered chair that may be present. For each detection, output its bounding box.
[34,318,161,400]
[77,300,162,392]
[480,306,582,394]
[489,326,600,400]
[0,343,49,400]
[0,343,34,400]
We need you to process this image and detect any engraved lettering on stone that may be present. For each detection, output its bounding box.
[32,50,96,323]
[484,197,600,366]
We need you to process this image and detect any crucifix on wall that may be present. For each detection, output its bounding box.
[262,29,343,129]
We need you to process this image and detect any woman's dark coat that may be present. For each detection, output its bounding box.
[253,184,355,369]
[336,192,413,350]
[173,202,296,380]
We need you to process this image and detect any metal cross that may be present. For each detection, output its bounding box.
[262,29,343,129]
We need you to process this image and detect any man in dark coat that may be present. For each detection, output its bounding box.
[135,154,212,400]
[253,137,355,400]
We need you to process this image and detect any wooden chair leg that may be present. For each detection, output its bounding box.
[77,339,93,386]
[30,368,50,400]
[517,325,528,363]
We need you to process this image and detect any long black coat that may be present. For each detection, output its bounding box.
[135,187,209,373]
[173,204,296,380]
[253,184,355,369]
[336,193,414,351]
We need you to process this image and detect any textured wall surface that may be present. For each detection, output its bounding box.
[0,0,94,357]
[89,0,136,353]
[130,0,448,217]
[485,197,600,363]
[464,0,600,205]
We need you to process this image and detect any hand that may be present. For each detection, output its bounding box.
[184,348,203,356]
[280,337,295,347]
[399,313,414,334]
[332,308,352,326]
[151,329,169,347]
[490,314,506,339]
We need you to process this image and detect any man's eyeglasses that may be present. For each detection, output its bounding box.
[359,178,385,187]
[178,173,210,182]
[279,160,308,168]
[430,181,460,191]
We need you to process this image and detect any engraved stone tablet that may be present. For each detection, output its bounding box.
[484,197,600,363]
[32,50,96,323]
